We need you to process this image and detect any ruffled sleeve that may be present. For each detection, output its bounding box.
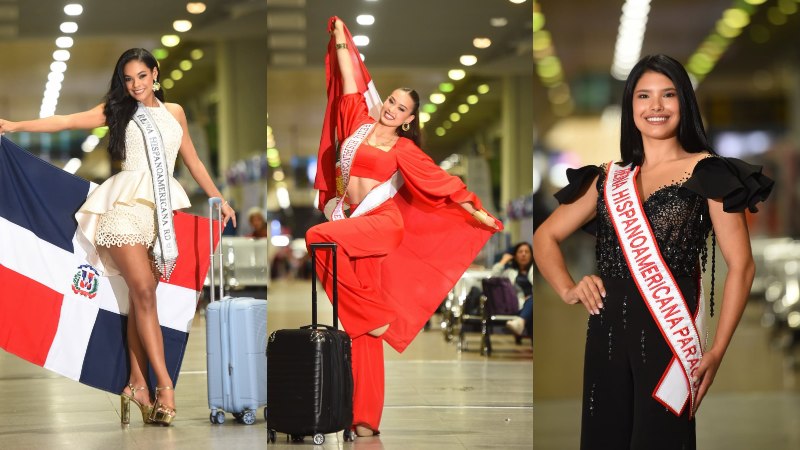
[680,156,774,213]
[554,165,602,204]
[337,93,372,141]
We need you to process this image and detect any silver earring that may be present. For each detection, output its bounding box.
[153,80,161,92]
[401,122,410,132]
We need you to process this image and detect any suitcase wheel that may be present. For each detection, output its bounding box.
[267,429,276,443]
[313,433,325,445]
[210,411,225,424]
[344,429,356,442]
[241,410,256,425]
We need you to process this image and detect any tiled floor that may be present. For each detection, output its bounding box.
[0,279,533,449]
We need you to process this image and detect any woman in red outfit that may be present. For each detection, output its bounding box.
[307,18,501,437]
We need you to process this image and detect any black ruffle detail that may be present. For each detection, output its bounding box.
[679,156,774,213]
[553,164,603,235]
[554,165,602,204]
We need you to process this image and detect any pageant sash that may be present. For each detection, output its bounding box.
[330,122,375,221]
[132,102,178,280]
[351,171,404,218]
[604,162,704,417]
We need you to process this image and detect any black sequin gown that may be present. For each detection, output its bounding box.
[554,156,773,450]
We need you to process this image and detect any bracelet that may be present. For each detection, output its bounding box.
[472,210,488,222]
[335,43,347,49]
[221,200,229,208]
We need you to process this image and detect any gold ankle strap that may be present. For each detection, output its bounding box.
[127,384,148,395]
[154,386,174,394]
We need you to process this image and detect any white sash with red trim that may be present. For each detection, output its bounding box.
[604,161,706,417]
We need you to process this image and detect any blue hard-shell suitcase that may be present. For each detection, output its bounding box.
[205,198,268,425]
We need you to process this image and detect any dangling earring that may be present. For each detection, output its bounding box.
[401,122,410,132]
[153,80,161,92]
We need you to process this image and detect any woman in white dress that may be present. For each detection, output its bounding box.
[0,48,235,426]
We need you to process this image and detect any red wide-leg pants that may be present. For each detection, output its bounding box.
[305,200,404,433]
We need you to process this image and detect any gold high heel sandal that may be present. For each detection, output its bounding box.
[149,386,176,426]
[121,384,153,424]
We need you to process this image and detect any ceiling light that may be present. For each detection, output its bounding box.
[421,104,437,113]
[435,127,446,137]
[449,112,461,122]
[443,121,452,129]
[439,82,454,93]
[173,20,192,32]
[187,2,207,14]
[179,60,193,71]
[190,49,204,60]
[353,35,370,46]
[161,35,180,47]
[467,94,479,105]
[171,69,184,80]
[56,37,74,48]
[53,50,71,62]
[63,158,81,174]
[430,93,446,104]
[60,22,78,33]
[64,4,83,16]
[448,69,466,80]
[477,84,490,94]
[152,48,169,60]
[45,80,62,91]
[459,55,477,66]
[490,17,508,27]
[42,96,58,107]
[509,0,527,3]
[48,72,65,83]
[473,37,492,49]
[162,79,175,89]
[356,15,375,25]
[50,61,67,73]
[360,53,366,61]
[458,104,469,114]
[419,112,431,123]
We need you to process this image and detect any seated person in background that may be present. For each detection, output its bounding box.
[492,242,533,337]
[246,207,269,238]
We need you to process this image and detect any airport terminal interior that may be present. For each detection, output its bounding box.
[0,0,533,449]
[534,0,800,449]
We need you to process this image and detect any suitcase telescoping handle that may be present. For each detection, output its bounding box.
[208,197,224,303]
[309,242,338,329]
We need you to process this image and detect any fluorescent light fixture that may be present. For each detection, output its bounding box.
[63,158,81,174]
[48,72,65,83]
[419,112,431,123]
[448,69,466,80]
[56,37,74,48]
[190,49,204,60]
[60,22,78,33]
[276,186,291,209]
[179,60,193,71]
[449,112,461,122]
[353,35,370,46]
[429,93,446,104]
[50,61,67,73]
[45,80,62,91]
[162,79,175,89]
[170,69,183,80]
[187,2,207,14]
[477,84,490,94]
[356,15,375,25]
[173,20,192,32]
[473,37,492,49]
[467,94,479,104]
[161,35,180,47]
[458,104,469,114]
[152,48,169,60]
[459,55,477,66]
[53,49,71,61]
[64,4,83,16]
[490,17,508,27]
[610,0,652,80]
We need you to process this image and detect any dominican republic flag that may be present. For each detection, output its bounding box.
[0,136,218,394]
[314,15,382,211]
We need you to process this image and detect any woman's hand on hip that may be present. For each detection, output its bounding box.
[561,275,605,315]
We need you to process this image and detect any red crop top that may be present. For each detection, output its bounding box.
[349,143,397,182]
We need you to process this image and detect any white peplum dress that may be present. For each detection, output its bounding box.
[75,101,192,276]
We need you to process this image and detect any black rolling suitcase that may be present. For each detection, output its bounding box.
[266,242,356,445]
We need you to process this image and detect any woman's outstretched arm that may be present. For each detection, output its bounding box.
[0,104,106,134]
[331,18,357,95]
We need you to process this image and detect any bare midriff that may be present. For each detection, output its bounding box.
[346,175,383,205]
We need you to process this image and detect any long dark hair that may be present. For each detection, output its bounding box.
[103,48,164,161]
[396,87,421,147]
[510,242,533,272]
[620,54,713,166]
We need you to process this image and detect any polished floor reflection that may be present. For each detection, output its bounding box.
[0,279,532,449]
[532,234,800,449]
